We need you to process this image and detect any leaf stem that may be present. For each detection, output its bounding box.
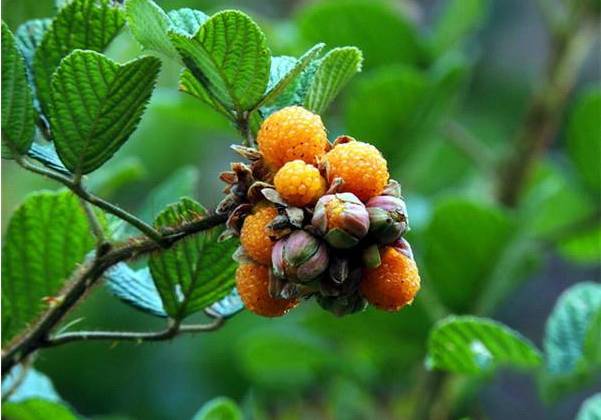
[79,198,109,251]
[442,120,497,177]
[0,211,227,376]
[497,9,597,206]
[44,317,225,347]
[17,157,163,243]
[236,111,254,147]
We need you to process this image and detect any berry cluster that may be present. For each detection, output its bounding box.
[219,106,420,317]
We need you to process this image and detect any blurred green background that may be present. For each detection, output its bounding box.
[1,0,599,419]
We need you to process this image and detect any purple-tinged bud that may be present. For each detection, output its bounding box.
[382,179,402,198]
[366,195,408,244]
[311,193,370,249]
[390,237,414,260]
[272,230,329,283]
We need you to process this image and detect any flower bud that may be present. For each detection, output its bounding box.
[366,195,408,244]
[272,230,329,283]
[316,293,368,317]
[390,237,414,260]
[311,193,370,249]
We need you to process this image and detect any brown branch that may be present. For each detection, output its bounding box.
[497,13,597,206]
[43,317,225,347]
[17,157,164,243]
[0,212,227,376]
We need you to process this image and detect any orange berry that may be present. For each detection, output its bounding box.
[360,247,420,311]
[274,160,326,207]
[236,263,299,317]
[323,140,388,201]
[257,106,328,169]
[240,204,278,265]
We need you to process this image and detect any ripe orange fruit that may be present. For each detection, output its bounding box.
[323,140,388,201]
[240,204,278,265]
[360,247,420,311]
[257,106,328,169]
[274,160,326,207]
[236,263,299,317]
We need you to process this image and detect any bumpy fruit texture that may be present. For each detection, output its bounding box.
[240,204,278,265]
[274,160,326,207]
[323,141,389,201]
[360,247,420,311]
[257,106,328,169]
[236,263,299,317]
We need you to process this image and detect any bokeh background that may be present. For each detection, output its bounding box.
[1,0,599,419]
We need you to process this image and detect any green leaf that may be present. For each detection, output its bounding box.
[542,282,601,399]
[1,191,95,346]
[255,43,324,112]
[49,50,160,174]
[169,10,271,111]
[88,157,146,198]
[521,161,596,238]
[430,0,489,56]
[148,198,239,319]
[345,65,429,159]
[238,326,335,388]
[126,0,208,59]
[2,22,35,157]
[303,47,362,114]
[296,0,421,69]
[192,397,242,420]
[179,69,233,119]
[576,393,601,420]
[427,316,542,374]
[345,54,469,164]
[126,0,176,58]
[568,88,601,193]
[15,19,52,71]
[138,165,200,223]
[558,224,601,264]
[33,0,125,116]
[423,199,514,312]
[2,399,77,420]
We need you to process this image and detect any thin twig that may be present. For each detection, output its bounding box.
[17,157,163,243]
[0,211,228,376]
[497,11,597,206]
[442,120,496,177]
[236,111,254,147]
[534,0,565,36]
[79,198,110,253]
[44,317,225,347]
